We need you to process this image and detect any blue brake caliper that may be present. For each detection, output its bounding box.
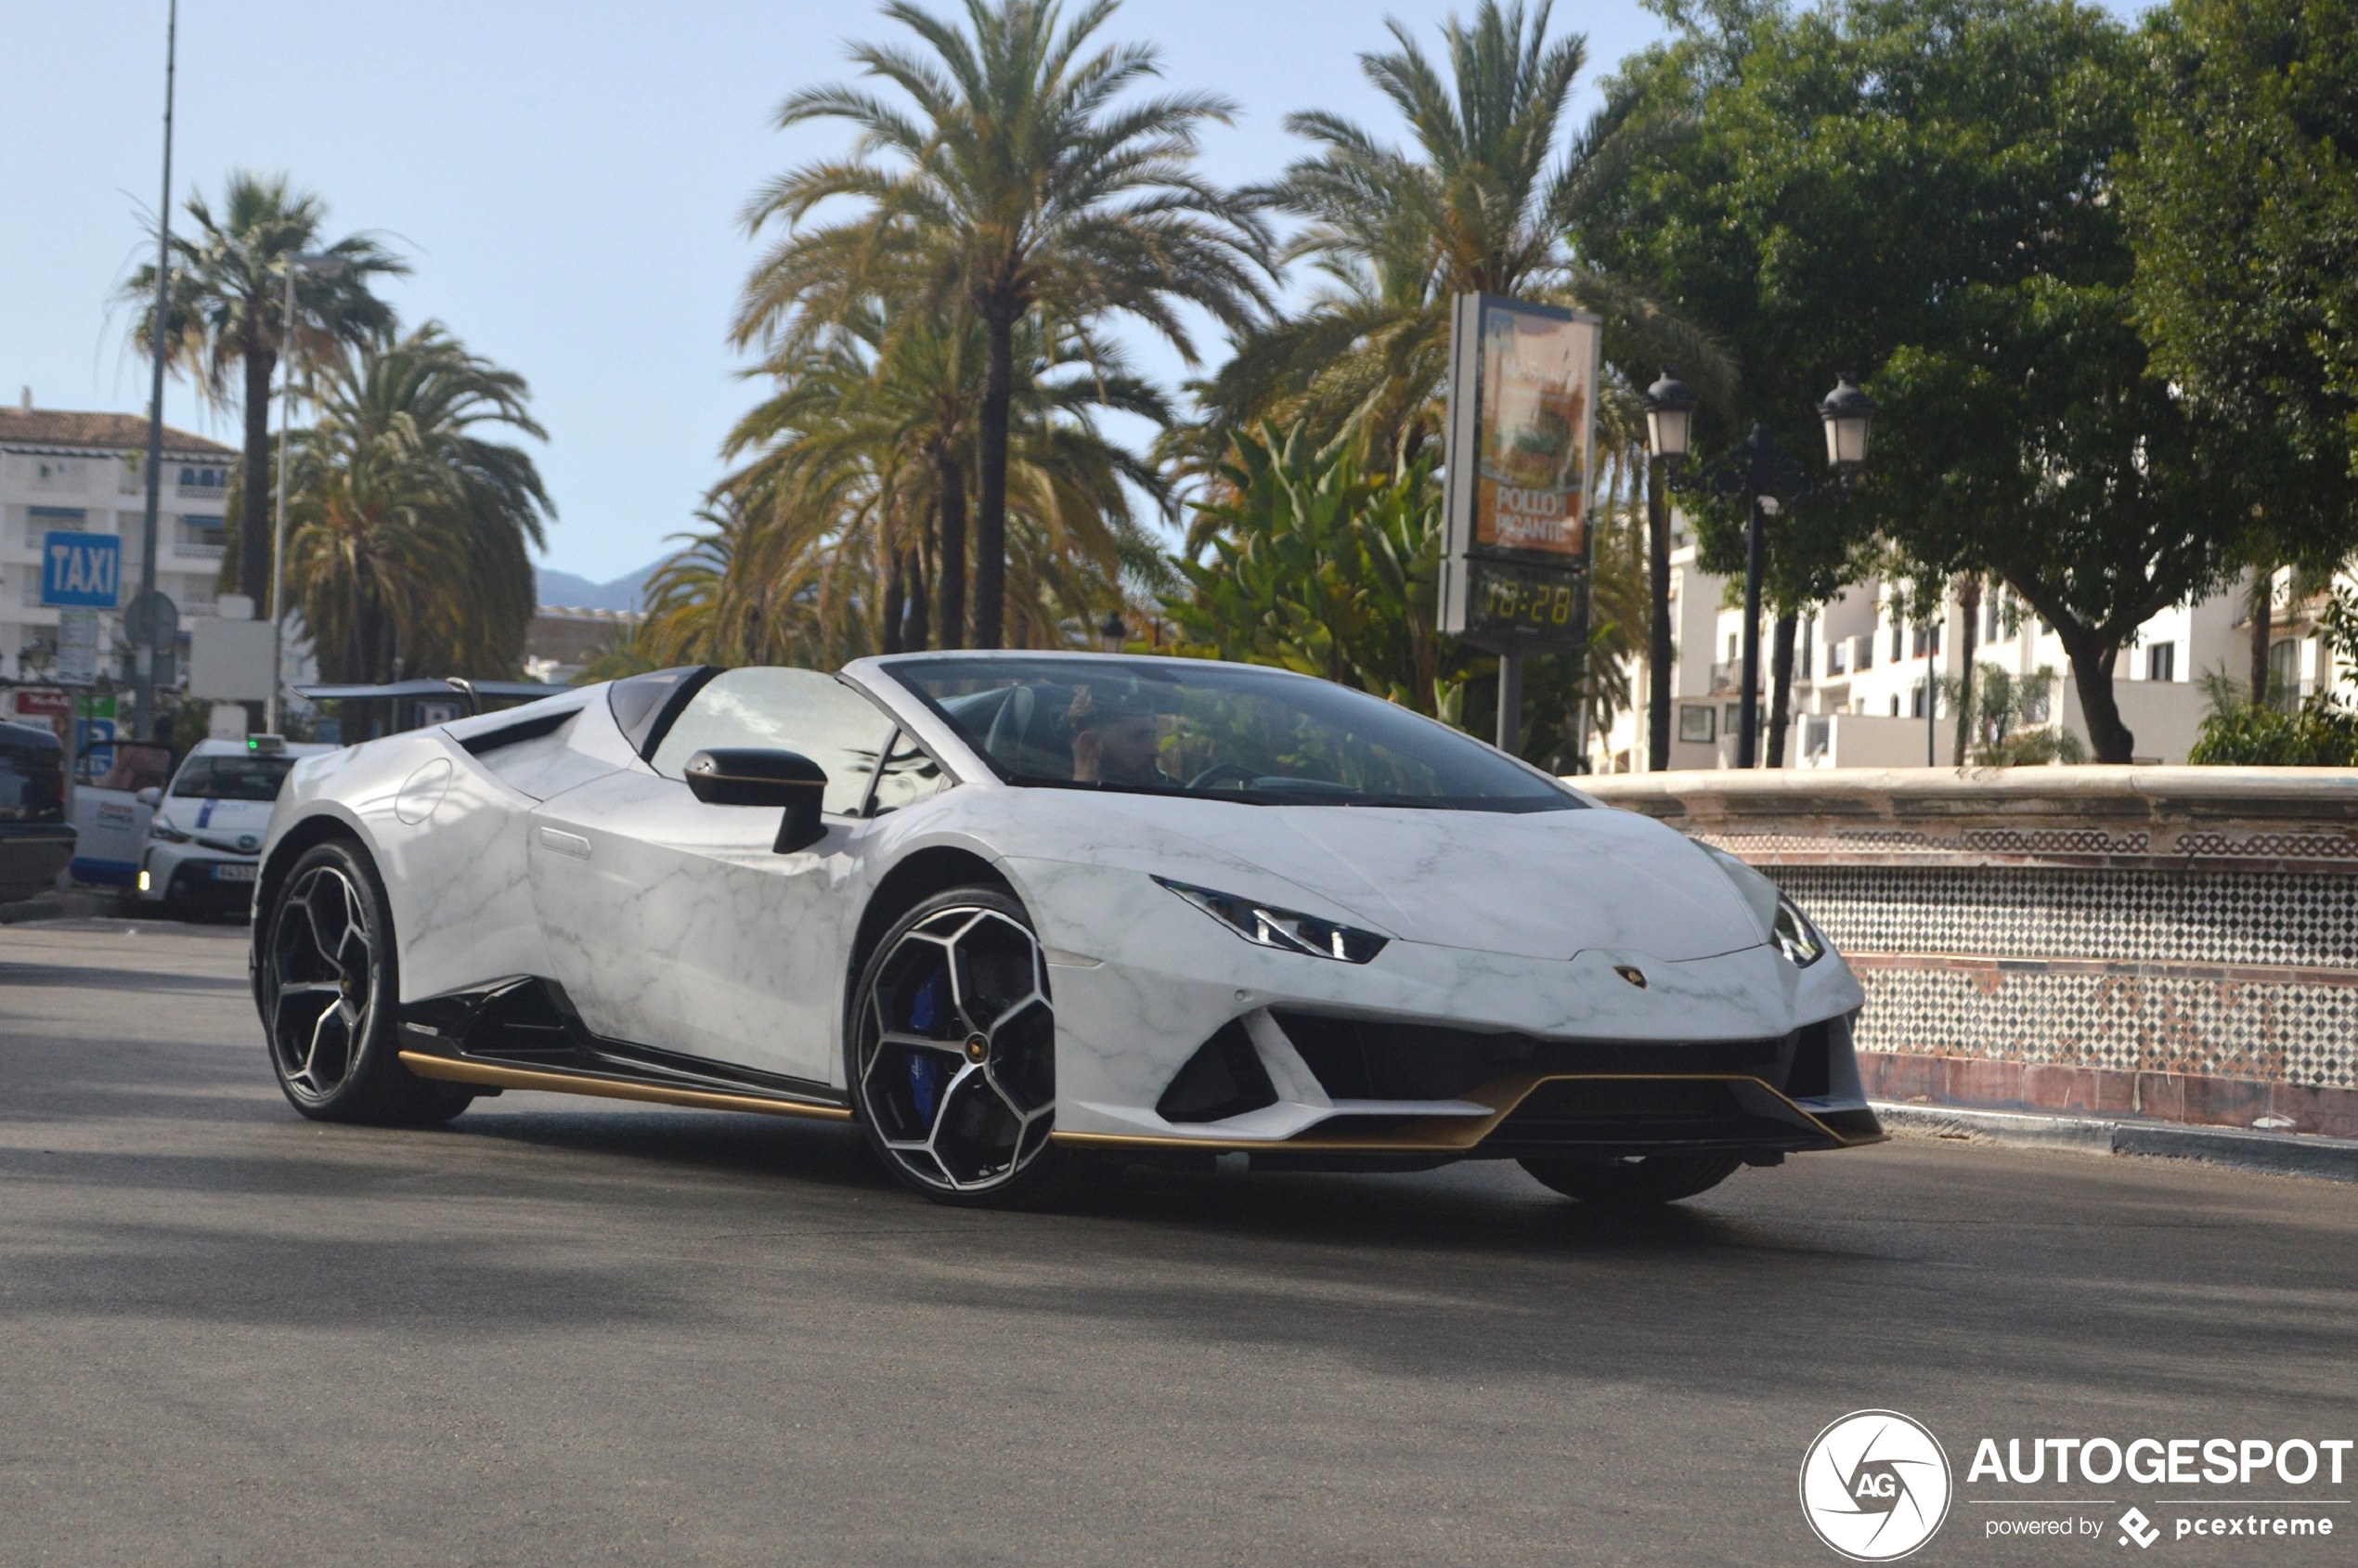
[906,965,949,1123]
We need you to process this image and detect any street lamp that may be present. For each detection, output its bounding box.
[1643,369,1698,461]
[1098,611,1126,654]
[1647,372,1875,770]
[1639,369,1699,771]
[265,253,345,734]
[1818,372,1875,469]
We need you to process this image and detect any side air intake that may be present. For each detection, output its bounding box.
[1156,1020,1278,1123]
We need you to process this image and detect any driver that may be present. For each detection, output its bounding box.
[1061,682,1175,785]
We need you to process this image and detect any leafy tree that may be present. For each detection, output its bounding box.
[1166,422,1641,765]
[282,326,552,682]
[1189,0,1729,473]
[2127,0,2358,482]
[121,172,406,612]
[1591,0,2288,762]
[735,0,1269,649]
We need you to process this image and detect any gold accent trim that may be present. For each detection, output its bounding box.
[1050,1072,1881,1156]
[398,1052,854,1121]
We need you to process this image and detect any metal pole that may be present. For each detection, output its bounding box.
[1496,649,1522,755]
[266,266,296,734]
[1646,457,1673,771]
[135,0,177,743]
[1736,427,1768,769]
[1925,604,1939,766]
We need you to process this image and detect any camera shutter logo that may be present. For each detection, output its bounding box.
[1799,1409,1952,1562]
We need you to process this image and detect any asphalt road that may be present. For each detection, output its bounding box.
[4,918,2354,1568]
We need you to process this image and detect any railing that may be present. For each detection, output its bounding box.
[1708,659,1739,693]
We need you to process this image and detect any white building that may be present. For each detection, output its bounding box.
[0,396,240,716]
[1595,521,2335,771]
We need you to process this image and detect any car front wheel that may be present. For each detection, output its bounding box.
[257,839,472,1126]
[848,886,1075,1207]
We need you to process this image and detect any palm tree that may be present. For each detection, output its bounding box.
[1185,0,1728,469]
[719,302,1171,658]
[734,0,1270,648]
[121,172,406,611]
[282,325,553,682]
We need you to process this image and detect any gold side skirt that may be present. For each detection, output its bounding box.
[398,1051,853,1121]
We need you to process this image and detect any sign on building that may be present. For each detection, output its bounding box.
[1438,293,1603,652]
[41,531,123,610]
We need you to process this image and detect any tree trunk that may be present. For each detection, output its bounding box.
[240,349,277,610]
[972,308,1014,651]
[880,552,906,654]
[2060,628,2135,763]
[905,535,932,652]
[2248,564,2274,708]
[935,449,966,650]
[1765,613,1796,769]
[1953,577,1981,767]
[1646,460,1672,771]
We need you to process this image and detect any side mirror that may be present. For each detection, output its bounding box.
[683,748,829,853]
[136,787,162,808]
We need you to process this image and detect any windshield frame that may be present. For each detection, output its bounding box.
[869,653,1583,813]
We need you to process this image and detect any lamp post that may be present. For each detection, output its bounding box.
[1098,611,1126,655]
[265,253,344,734]
[1640,369,1698,771]
[1644,372,1874,770]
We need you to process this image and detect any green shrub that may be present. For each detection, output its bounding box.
[2188,704,2358,766]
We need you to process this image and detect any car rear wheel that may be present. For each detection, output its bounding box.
[849,887,1076,1207]
[258,840,472,1126]
[1518,1152,1743,1206]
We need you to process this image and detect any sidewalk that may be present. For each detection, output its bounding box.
[1877,1101,2358,1184]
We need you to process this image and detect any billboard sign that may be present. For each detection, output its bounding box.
[1439,292,1603,652]
[42,531,122,609]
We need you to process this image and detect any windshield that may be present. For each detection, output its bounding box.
[890,655,1577,812]
[169,753,299,802]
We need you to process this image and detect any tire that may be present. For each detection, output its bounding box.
[847,886,1079,1207]
[1518,1152,1743,1207]
[255,839,473,1126]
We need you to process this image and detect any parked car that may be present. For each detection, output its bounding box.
[137,736,336,919]
[0,720,73,906]
[249,654,1880,1208]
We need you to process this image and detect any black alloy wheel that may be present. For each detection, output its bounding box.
[849,886,1075,1207]
[257,839,471,1125]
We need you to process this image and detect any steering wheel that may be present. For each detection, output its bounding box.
[1186,762,1261,792]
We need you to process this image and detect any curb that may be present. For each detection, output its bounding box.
[1873,1102,2358,1184]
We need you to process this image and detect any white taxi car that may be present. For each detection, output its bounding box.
[138,736,335,919]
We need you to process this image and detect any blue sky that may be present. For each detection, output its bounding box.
[5,0,2144,584]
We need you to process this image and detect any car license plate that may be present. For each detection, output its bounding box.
[213,862,258,882]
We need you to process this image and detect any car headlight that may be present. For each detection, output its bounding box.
[1154,876,1389,964]
[1773,893,1824,966]
[149,818,189,843]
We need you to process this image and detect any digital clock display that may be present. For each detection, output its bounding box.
[1463,556,1587,645]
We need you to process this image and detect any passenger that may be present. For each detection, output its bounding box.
[1062,685,1174,785]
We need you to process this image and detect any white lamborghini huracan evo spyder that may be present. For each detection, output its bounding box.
[251,654,1881,1206]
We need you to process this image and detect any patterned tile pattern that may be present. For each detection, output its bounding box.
[1849,965,2358,1091]
[1769,865,2358,968]
[1754,863,2358,1092]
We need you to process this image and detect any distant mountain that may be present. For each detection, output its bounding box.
[537,560,662,612]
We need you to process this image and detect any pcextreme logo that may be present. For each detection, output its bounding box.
[1800,1409,1955,1562]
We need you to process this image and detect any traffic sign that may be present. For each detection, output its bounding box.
[123,590,179,648]
[41,532,122,609]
